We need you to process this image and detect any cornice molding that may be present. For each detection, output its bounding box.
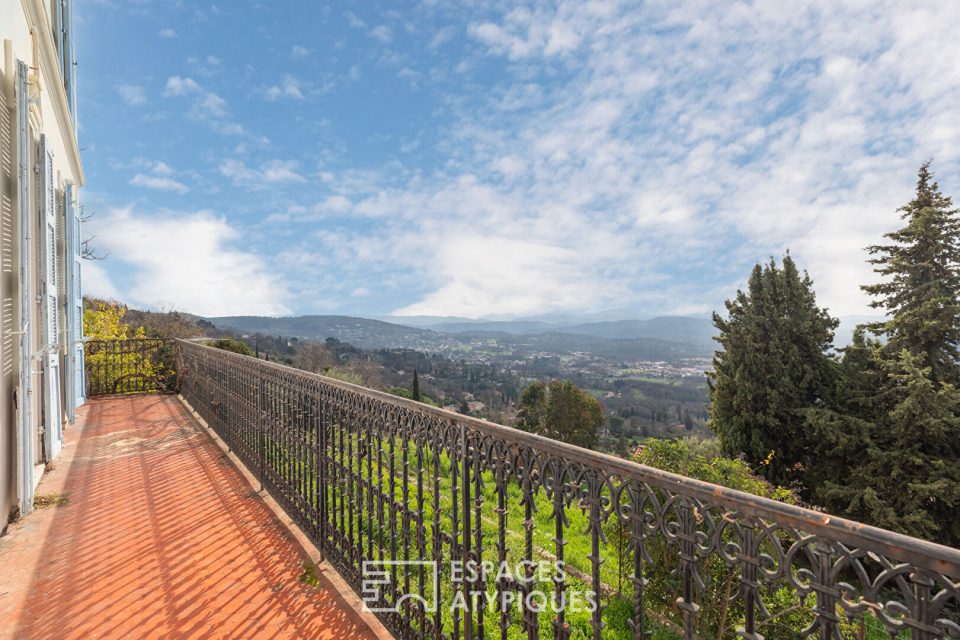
[20,0,84,186]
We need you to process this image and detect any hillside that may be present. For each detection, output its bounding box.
[406,315,717,349]
[205,314,717,360]
[554,317,717,350]
[206,315,447,350]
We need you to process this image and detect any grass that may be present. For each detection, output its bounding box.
[235,421,930,640]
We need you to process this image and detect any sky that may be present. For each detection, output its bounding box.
[75,0,960,320]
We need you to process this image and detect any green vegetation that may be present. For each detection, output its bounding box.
[84,301,169,393]
[711,163,960,547]
[516,380,604,449]
[708,253,838,488]
[252,415,900,639]
[412,368,421,402]
[206,337,254,356]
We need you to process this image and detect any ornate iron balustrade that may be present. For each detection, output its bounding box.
[84,338,179,396]
[174,339,960,640]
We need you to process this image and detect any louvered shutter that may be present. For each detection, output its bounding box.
[15,61,35,515]
[63,185,84,420]
[39,136,63,460]
[62,0,77,121]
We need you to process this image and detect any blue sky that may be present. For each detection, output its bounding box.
[76,1,960,319]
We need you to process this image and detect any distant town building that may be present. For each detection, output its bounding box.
[1,0,84,525]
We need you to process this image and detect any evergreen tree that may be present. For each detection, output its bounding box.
[708,254,838,487]
[412,368,421,402]
[863,162,960,387]
[807,164,960,545]
[810,350,960,544]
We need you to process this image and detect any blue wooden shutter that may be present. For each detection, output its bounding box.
[63,185,84,420]
[63,0,77,122]
[15,60,35,515]
[39,136,63,460]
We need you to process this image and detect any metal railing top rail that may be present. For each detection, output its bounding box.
[175,338,960,579]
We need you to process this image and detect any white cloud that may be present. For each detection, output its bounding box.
[130,174,189,194]
[312,0,960,318]
[151,161,173,176]
[394,235,623,317]
[186,54,223,77]
[163,76,202,96]
[129,159,187,193]
[163,76,241,133]
[117,84,146,106]
[88,207,291,316]
[264,76,304,102]
[370,25,392,44]
[158,28,177,39]
[81,261,122,300]
[219,159,307,187]
[291,45,310,59]
[344,11,366,29]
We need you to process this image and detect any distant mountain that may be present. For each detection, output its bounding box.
[554,317,717,350]
[206,315,444,349]
[521,332,706,360]
[206,314,718,359]
[375,315,477,328]
[429,320,555,334]
[417,315,718,349]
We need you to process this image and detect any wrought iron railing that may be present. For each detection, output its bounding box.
[174,339,960,640]
[84,338,179,396]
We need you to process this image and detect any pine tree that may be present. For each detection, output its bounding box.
[863,162,960,387]
[708,254,838,487]
[809,164,960,545]
[412,368,421,402]
[811,350,960,544]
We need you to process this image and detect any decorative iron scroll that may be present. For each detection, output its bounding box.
[84,339,178,396]
[176,339,960,640]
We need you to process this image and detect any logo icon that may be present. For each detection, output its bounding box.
[361,560,439,614]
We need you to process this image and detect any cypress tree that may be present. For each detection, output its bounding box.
[708,254,838,487]
[412,368,421,402]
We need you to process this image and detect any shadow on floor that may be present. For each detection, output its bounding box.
[13,395,377,640]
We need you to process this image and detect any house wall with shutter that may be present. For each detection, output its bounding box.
[1,0,84,527]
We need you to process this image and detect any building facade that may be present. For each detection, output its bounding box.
[1,0,84,527]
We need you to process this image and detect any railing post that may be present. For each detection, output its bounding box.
[461,422,473,640]
[737,519,763,640]
[676,501,700,640]
[910,570,935,640]
[813,541,838,640]
[520,455,539,640]
[257,363,264,493]
[315,384,325,563]
[552,465,570,640]
[629,484,651,640]
[587,471,605,640]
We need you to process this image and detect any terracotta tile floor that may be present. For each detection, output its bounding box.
[0,395,379,640]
